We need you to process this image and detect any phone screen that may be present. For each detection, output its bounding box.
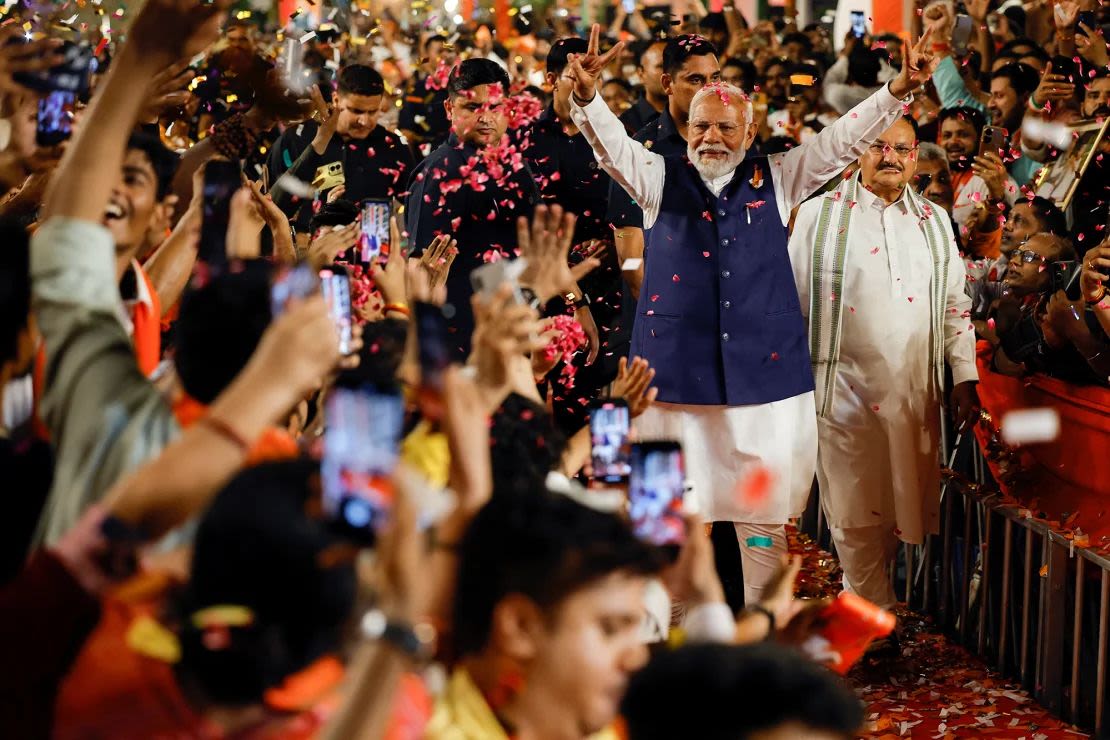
[979,126,1008,158]
[271,262,320,316]
[321,385,404,542]
[416,301,450,390]
[850,10,866,38]
[952,14,974,56]
[37,90,75,146]
[320,265,353,355]
[199,160,242,267]
[281,37,310,94]
[1076,11,1096,35]
[13,41,94,95]
[590,400,631,483]
[360,198,391,265]
[629,442,686,547]
[621,0,636,12]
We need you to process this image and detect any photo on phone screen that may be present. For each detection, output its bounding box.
[37,90,75,147]
[979,126,1008,158]
[629,441,686,547]
[271,262,320,316]
[321,384,404,542]
[198,160,242,267]
[590,400,631,483]
[850,10,866,38]
[360,198,391,265]
[320,265,353,355]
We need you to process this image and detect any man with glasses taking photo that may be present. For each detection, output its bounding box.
[788,113,980,611]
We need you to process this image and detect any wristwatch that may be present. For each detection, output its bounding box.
[564,290,590,310]
[360,609,437,663]
[519,286,544,313]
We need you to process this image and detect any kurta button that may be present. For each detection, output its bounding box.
[718,209,726,216]
[722,332,730,341]
[589,162,597,169]
[721,269,730,278]
[720,238,729,246]
[721,300,731,308]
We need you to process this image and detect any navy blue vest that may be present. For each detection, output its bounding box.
[629,156,815,406]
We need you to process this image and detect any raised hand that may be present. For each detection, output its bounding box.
[309,84,342,155]
[307,222,360,268]
[418,234,459,291]
[889,24,941,98]
[565,24,624,102]
[139,61,195,124]
[517,203,579,304]
[125,0,232,65]
[611,355,659,418]
[0,25,64,96]
[1031,62,1076,109]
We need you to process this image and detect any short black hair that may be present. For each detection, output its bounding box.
[603,77,633,93]
[662,35,718,78]
[425,33,450,50]
[127,130,179,200]
[847,46,882,88]
[622,643,864,740]
[447,57,511,100]
[546,37,588,76]
[991,62,1040,99]
[0,217,29,365]
[1015,44,1049,66]
[452,491,665,657]
[999,37,1038,57]
[337,64,385,97]
[174,260,273,404]
[177,459,356,706]
[698,12,727,32]
[721,57,756,88]
[490,393,567,499]
[782,31,813,52]
[937,105,986,137]
[762,135,799,154]
[1026,195,1067,236]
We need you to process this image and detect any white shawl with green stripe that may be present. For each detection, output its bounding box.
[808,174,952,418]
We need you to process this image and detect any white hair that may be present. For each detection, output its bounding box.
[688,82,754,124]
[916,142,949,168]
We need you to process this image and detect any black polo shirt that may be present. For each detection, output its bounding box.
[268,121,414,231]
[405,134,540,357]
[619,96,662,136]
[398,72,451,153]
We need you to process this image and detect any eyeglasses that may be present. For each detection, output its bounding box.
[867,143,917,158]
[1010,249,1047,264]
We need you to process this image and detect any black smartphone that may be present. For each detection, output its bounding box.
[952,14,975,57]
[359,198,391,265]
[320,264,353,355]
[850,10,867,39]
[36,90,75,146]
[271,261,320,316]
[629,441,686,548]
[1051,55,1079,83]
[321,383,405,544]
[198,160,242,267]
[1052,260,1083,301]
[979,125,1008,158]
[98,515,144,580]
[589,399,631,484]
[415,301,451,418]
[1076,11,1096,35]
[13,40,95,95]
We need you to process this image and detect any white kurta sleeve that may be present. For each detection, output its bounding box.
[768,83,909,225]
[939,217,979,386]
[570,93,666,228]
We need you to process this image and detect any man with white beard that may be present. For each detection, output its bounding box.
[566,24,941,603]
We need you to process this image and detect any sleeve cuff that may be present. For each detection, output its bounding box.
[951,361,980,387]
[32,218,119,310]
[683,601,735,644]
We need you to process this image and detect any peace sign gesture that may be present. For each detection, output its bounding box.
[889,24,941,99]
[566,24,625,103]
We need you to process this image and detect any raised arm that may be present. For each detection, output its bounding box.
[566,25,667,228]
[769,26,941,218]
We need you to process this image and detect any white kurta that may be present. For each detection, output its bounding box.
[788,180,978,544]
[570,84,911,526]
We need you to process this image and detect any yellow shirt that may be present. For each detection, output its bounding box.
[401,419,450,489]
[425,668,621,740]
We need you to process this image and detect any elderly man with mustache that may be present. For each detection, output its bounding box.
[566,23,943,606]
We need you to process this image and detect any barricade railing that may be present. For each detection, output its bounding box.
[801,435,1107,735]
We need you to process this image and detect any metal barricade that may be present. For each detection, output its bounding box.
[801,436,1110,734]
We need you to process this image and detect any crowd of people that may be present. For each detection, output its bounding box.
[1,0,1108,737]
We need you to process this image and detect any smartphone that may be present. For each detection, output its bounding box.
[979,125,1008,158]
[271,261,320,316]
[280,36,310,94]
[98,515,144,580]
[799,592,896,674]
[1051,260,1084,301]
[469,258,528,303]
[416,301,451,411]
[36,90,75,146]
[198,160,242,267]
[1076,11,1096,35]
[590,399,631,484]
[951,14,975,57]
[13,40,94,95]
[621,0,636,12]
[850,10,867,39]
[312,161,345,191]
[359,198,391,265]
[321,384,404,543]
[320,264,353,355]
[628,441,686,548]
